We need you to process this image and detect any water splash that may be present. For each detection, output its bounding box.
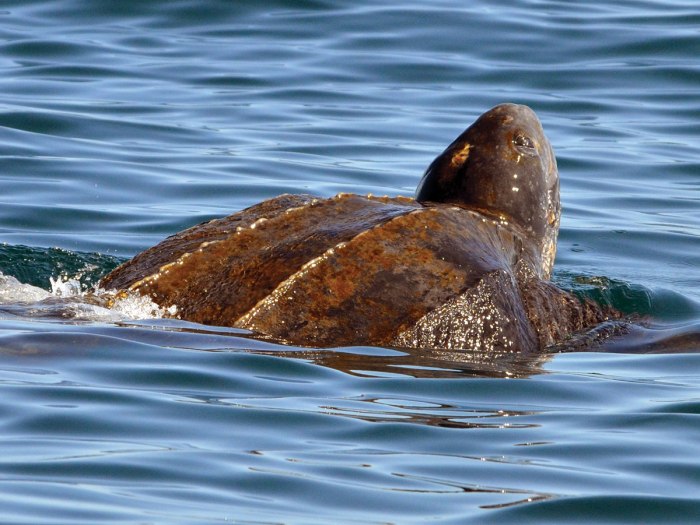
[0,269,174,324]
[0,273,51,303]
[49,274,83,297]
[0,243,182,323]
[105,289,178,320]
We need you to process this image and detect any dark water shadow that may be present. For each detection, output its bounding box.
[0,273,698,381]
[592,321,700,354]
[2,311,698,383]
[245,344,552,379]
[114,319,552,379]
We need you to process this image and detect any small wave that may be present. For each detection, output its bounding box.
[0,244,124,291]
[0,244,170,323]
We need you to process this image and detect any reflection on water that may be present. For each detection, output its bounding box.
[250,344,552,379]
[387,471,555,509]
[319,396,541,429]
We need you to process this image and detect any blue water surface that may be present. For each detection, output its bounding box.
[0,1,699,523]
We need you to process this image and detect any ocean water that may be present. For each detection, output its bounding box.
[1,0,699,523]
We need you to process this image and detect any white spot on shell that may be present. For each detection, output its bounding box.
[250,217,268,229]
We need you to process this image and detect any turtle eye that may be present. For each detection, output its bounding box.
[513,134,537,155]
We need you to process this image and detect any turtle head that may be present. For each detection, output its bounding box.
[415,103,560,278]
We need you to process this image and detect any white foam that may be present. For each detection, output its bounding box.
[107,290,178,320]
[0,272,51,303]
[49,275,83,297]
[0,271,177,323]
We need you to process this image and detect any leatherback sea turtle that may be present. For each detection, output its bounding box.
[101,104,614,352]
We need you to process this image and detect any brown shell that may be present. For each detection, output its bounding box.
[101,193,613,352]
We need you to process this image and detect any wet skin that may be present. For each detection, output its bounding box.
[416,103,560,279]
